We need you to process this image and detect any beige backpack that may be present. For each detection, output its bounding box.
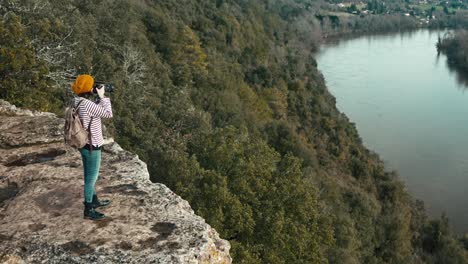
[64,100,90,149]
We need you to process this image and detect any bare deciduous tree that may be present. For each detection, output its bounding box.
[0,0,49,17]
[121,44,148,86]
[34,29,78,89]
[1,0,78,95]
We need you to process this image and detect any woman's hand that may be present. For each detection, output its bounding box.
[96,84,105,98]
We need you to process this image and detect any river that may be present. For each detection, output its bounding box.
[316,29,468,234]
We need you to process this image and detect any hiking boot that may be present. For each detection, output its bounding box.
[92,194,111,208]
[84,202,105,220]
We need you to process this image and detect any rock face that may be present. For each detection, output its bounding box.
[0,100,231,264]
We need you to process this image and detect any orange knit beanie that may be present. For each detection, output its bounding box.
[72,74,94,95]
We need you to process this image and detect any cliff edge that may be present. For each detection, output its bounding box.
[0,100,231,264]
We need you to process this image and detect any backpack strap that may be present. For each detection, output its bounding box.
[75,99,84,110]
[88,117,93,155]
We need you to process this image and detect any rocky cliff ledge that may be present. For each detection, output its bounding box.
[0,100,231,264]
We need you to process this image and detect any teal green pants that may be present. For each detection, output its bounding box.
[79,148,101,203]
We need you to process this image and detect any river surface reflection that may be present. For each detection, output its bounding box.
[317,29,468,234]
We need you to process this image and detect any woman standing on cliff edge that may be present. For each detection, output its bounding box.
[72,74,113,220]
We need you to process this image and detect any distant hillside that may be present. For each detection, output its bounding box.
[0,0,467,263]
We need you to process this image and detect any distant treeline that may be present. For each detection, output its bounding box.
[317,14,420,36]
[1,0,467,263]
[429,12,468,29]
[317,10,468,38]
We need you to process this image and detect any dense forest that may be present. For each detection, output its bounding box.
[1,0,468,263]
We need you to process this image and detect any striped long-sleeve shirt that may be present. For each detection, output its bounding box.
[74,97,113,147]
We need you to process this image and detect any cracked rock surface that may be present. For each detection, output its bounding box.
[0,100,231,264]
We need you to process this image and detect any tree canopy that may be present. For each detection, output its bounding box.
[0,0,467,263]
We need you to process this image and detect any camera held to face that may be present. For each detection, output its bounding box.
[92,83,115,94]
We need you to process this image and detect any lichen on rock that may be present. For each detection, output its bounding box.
[0,100,231,264]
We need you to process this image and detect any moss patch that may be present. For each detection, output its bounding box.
[151,222,176,239]
[0,182,18,205]
[102,184,147,196]
[61,240,94,255]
